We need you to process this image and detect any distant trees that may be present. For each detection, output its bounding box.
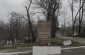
[61,7,69,35]
[7,12,25,44]
[5,10,36,44]
[0,21,8,40]
[68,0,85,36]
[0,0,36,44]
[1,0,85,44]
[0,0,62,43]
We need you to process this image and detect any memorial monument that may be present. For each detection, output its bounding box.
[37,20,52,45]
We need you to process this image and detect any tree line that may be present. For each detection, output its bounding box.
[0,0,85,44]
[0,0,61,44]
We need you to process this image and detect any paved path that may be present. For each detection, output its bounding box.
[61,48,85,55]
[0,51,32,55]
[0,47,32,55]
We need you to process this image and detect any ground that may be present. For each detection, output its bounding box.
[0,37,85,55]
[1,47,85,55]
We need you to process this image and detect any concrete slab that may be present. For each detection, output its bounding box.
[33,46,61,55]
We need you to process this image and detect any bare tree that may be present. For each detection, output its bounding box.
[73,0,85,36]
[25,0,35,42]
[78,0,84,36]
[35,0,61,37]
[68,0,75,35]
[61,8,69,35]
[8,12,24,44]
[68,0,85,36]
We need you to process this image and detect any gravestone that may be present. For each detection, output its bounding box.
[9,40,12,45]
[7,40,9,45]
[63,40,72,46]
[37,20,52,45]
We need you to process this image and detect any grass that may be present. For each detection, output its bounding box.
[0,45,17,50]
[17,42,39,47]
[0,42,38,50]
[52,37,85,47]
[52,38,62,46]
[0,38,84,50]
[70,41,85,47]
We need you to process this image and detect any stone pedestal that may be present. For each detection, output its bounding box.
[33,46,61,55]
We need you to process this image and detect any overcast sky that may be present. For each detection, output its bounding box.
[0,0,27,22]
[0,0,79,26]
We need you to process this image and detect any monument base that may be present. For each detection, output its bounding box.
[33,46,61,55]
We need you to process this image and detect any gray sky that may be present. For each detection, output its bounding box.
[0,0,79,26]
[0,0,26,22]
